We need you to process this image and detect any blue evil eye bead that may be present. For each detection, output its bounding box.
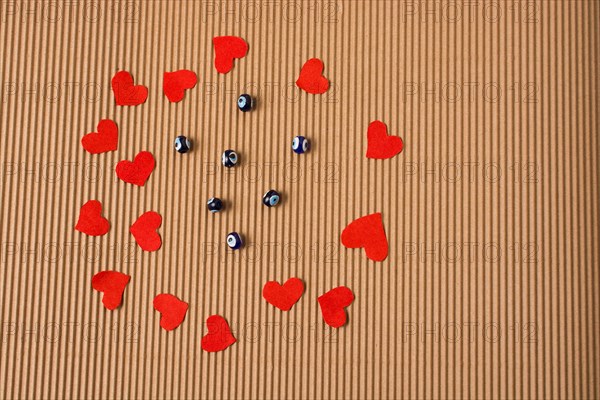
[292,135,309,154]
[262,190,281,207]
[237,94,254,112]
[174,135,191,153]
[226,232,243,250]
[207,197,223,213]
[222,150,238,168]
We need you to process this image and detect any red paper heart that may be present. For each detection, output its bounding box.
[366,120,404,159]
[115,151,155,187]
[75,200,109,236]
[163,69,198,103]
[201,315,236,352]
[92,271,131,310]
[213,36,248,74]
[296,58,329,94]
[318,286,355,328]
[130,211,162,252]
[262,278,305,311]
[153,293,188,331]
[341,212,388,261]
[111,71,148,106]
[81,119,118,154]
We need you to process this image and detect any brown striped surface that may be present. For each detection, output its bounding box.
[0,1,599,399]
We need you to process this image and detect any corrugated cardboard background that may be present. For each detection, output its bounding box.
[1,0,599,398]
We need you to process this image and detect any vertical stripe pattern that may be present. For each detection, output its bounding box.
[0,1,599,398]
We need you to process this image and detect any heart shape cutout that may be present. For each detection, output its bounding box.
[92,271,131,310]
[366,120,404,159]
[201,315,236,352]
[75,200,109,236]
[341,212,388,261]
[296,58,329,94]
[213,36,248,74]
[111,71,148,106]
[81,119,118,154]
[115,151,155,187]
[318,286,355,328]
[153,294,188,331]
[130,211,162,252]
[163,69,198,103]
[262,277,305,311]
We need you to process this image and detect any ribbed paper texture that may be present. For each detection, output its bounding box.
[1,1,599,398]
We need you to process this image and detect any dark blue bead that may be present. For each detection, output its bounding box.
[237,94,253,112]
[222,150,238,167]
[292,136,309,154]
[227,232,243,250]
[207,197,223,213]
[174,135,191,153]
[262,190,281,207]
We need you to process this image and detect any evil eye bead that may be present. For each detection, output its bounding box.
[222,150,238,168]
[207,197,223,213]
[174,135,191,153]
[262,190,281,207]
[292,135,309,154]
[237,94,254,112]
[226,232,243,250]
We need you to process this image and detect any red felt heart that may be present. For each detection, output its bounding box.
[115,151,155,187]
[318,286,355,328]
[75,200,109,236]
[163,69,198,103]
[201,315,236,352]
[296,58,329,94]
[92,271,131,310]
[366,120,404,159]
[130,211,162,252]
[213,36,248,74]
[81,119,118,154]
[111,71,148,106]
[262,278,305,311]
[341,212,388,261]
[153,293,188,331]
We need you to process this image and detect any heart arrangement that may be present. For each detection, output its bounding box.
[78,35,403,353]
